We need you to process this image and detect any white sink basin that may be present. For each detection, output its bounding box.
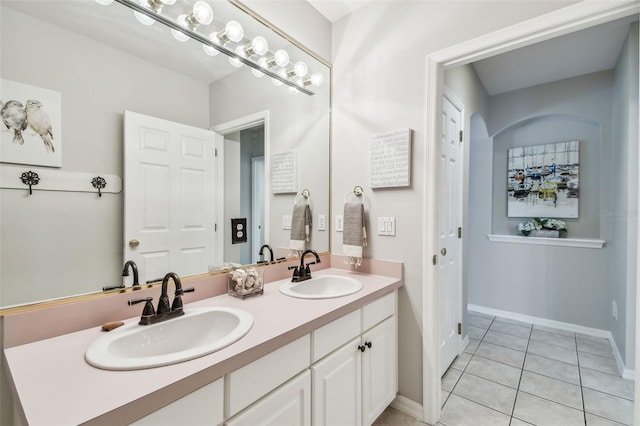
[279,275,363,299]
[85,307,253,370]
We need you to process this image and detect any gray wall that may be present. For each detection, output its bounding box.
[468,71,614,330]
[0,7,210,306]
[609,22,639,369]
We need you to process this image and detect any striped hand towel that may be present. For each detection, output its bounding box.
[343,199,367,267]
[290,202,312,256]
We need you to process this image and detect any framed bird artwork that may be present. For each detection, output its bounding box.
[1,79,62,167]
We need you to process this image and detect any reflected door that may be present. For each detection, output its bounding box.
[124,111,220,282]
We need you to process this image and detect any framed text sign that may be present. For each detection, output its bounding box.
[271,151,297,194]
[370,129,411,189]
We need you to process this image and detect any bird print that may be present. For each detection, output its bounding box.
[25,99,55,153]
[1,99,28,145]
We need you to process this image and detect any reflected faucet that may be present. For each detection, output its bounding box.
[258,244,274,264]
[290,249,321,282]
[121,260,140,288]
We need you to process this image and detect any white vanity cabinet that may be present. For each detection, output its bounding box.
[312,291,397,426]
[130,378,223,426]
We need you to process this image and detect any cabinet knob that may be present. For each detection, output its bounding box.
[358,344,366,352]
[365,341,372,349]
[129,239,140,248]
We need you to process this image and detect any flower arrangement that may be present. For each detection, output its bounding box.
[517,217,567,236]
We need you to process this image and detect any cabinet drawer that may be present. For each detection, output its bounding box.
[363,291,396,331]
[228,334,310,417]
[130,378,223,426]
[312,310,361,362]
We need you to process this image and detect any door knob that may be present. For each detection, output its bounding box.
[129,239,140,248]
[441,248,447,256]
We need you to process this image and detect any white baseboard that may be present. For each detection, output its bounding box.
[390,395,423,422]
[468,304,636,380]
[459,335,470,355]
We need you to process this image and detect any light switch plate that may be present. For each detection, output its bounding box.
[336,215,344,232]
[318,215,326,231]
[282,215,292,230]
[378,217,396,236]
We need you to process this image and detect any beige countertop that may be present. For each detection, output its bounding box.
[4,267,402,425]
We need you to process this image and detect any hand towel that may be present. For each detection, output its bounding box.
[343,199,367,267]
[290,201,312,256]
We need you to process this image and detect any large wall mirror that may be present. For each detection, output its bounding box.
[0,0,330,309]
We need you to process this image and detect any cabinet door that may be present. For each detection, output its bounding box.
[130,378,223,425]
[362,317,397,425]
[226,370,311,426]
[311,337,362,426]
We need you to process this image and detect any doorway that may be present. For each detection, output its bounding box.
[422,2,640,424]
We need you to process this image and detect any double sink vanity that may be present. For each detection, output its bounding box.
[3,256,402,425]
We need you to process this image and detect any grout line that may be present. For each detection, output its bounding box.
[447,393,514,419]
[509,323,533,421]
[575,325,587,425]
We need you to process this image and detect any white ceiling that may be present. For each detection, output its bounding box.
[306,0,370,23]
[472,15,638,96]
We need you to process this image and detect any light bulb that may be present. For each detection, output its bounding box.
[294,61,308,77]
[134,0,155,25]
[171,15,190,42]
[251,58,268,77]
[203,33,220,56]
[250,36,268,56]
[272,68,287,86]
[274,50,289,67]
[308,72,323,87]
[94,0,114,5]
[289,86,300,94]
[227,21,244,43]
[191,1,213,25]
[229,46,245,68]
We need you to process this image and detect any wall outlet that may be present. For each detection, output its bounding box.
[282,215,292,230]
[335,215,344,232]
[317,215,326,231]
[612,300,618,320]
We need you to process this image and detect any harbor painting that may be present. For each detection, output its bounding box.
[508,141,579,218]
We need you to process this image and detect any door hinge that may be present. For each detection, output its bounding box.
[457,323,462,335]
[214,223,217,232]
[215,148,218,157]
[459,130,463,142]
[432,254,437,266]
[458,227,462,239]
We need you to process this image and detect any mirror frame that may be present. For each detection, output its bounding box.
[0,0,332,317]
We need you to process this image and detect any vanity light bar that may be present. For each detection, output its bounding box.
[113,0,315,96]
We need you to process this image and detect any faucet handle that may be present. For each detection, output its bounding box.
[171,287,195,311]
[128,297,155,317]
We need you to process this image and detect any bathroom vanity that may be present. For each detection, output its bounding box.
[3,259,402,425]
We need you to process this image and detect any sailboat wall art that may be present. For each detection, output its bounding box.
[1,79,62,168]
[507,141,579,218]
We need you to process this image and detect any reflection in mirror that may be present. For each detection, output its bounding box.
[0,0,330,308]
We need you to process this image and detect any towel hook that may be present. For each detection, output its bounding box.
[353,186,364,196]
[91,176,107,197]
[20,171,40,195]
[301,189,310,199]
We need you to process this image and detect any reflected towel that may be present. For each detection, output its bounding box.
[343,199,367,267]
[290,202,312,256]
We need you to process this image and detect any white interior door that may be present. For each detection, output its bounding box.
[124,111,219,283]
[251,156,265,263]
[439,93,463,375]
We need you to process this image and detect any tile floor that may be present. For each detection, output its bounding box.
[439,311,635,426]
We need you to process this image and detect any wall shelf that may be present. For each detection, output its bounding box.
[487,234,605,249]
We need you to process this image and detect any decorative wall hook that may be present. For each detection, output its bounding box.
[20,171,40,195]
[91,176,107,197]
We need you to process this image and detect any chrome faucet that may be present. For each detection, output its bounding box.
[258,244,274,264]
[289,249,321,282]
[121,260,140,288]
[128,272,195,325]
